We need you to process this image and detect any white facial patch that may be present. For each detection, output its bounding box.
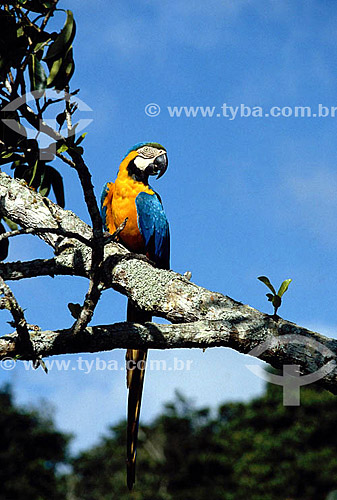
[133,155,153,171]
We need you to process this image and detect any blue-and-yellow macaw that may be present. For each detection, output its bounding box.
[100,142,170,490]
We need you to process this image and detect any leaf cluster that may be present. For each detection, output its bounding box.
[258,275,292,316]
[0,1,83,261]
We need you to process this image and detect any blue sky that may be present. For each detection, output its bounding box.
[2,0,337,452]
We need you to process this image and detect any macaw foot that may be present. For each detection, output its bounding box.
[103,217,128,244]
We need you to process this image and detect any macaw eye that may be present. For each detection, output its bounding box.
[137,146,158,159]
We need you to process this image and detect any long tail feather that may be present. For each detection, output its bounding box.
[126,301,151,490]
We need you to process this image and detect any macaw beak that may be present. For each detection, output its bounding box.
[154,153,168,179]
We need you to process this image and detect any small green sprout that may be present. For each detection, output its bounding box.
[258,276,292,317]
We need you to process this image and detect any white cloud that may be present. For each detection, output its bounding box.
[285,168,337,244]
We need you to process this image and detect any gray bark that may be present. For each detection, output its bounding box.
[0,172,336,393]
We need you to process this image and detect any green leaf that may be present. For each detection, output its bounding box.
[56,111,66,128]
[68,302,81,319]
[16,25,25,38]
[48,166,65,207]
[28,159,39,187]
[258,276,276,295]
[11,159,23,170]
[277,278,292,298]
[0,153,23,166]
[42,0,54,8]
[0,221,9,261]
[48,45,75,89]
[44,10,76,61]
[75,132,87,146]
[39,185,50,197]
[266,293,273,302]
[3,217,18,231]
[56,143,68,154]
[38,164,51,197]
[28,54,47,94]
[1,152,14,159]
[62,45,75,82]
[33,38,52,55]
[46,56,63,87]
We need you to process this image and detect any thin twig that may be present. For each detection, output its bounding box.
[0,276,32,353]
[40,96,65,114]
[71,272,103,335]
[0,276,46,370]
[40,0,58,30]
[56,151,75,167]
[13,5,41,33]
[18,103,66,142]
[64,87,73,135]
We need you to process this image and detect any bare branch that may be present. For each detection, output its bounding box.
[0,317,337,394]
[71,271,102,335]
[0,257,87,281]
[56,151,75,168]
[40,0,58,30]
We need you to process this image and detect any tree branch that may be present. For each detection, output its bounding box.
[0,317,336,393]
[0,257,86,281]
[0,171,337,393]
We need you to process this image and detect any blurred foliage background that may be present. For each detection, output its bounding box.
[2,378,337,500]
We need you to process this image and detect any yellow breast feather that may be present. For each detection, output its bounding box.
[106,151,154,252]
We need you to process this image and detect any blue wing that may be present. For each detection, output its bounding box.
[135,192,170,269]
[100,182,111,231]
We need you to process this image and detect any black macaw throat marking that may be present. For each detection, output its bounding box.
[127,159,153,183]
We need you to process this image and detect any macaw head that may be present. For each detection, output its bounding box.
[124,142,168,183]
